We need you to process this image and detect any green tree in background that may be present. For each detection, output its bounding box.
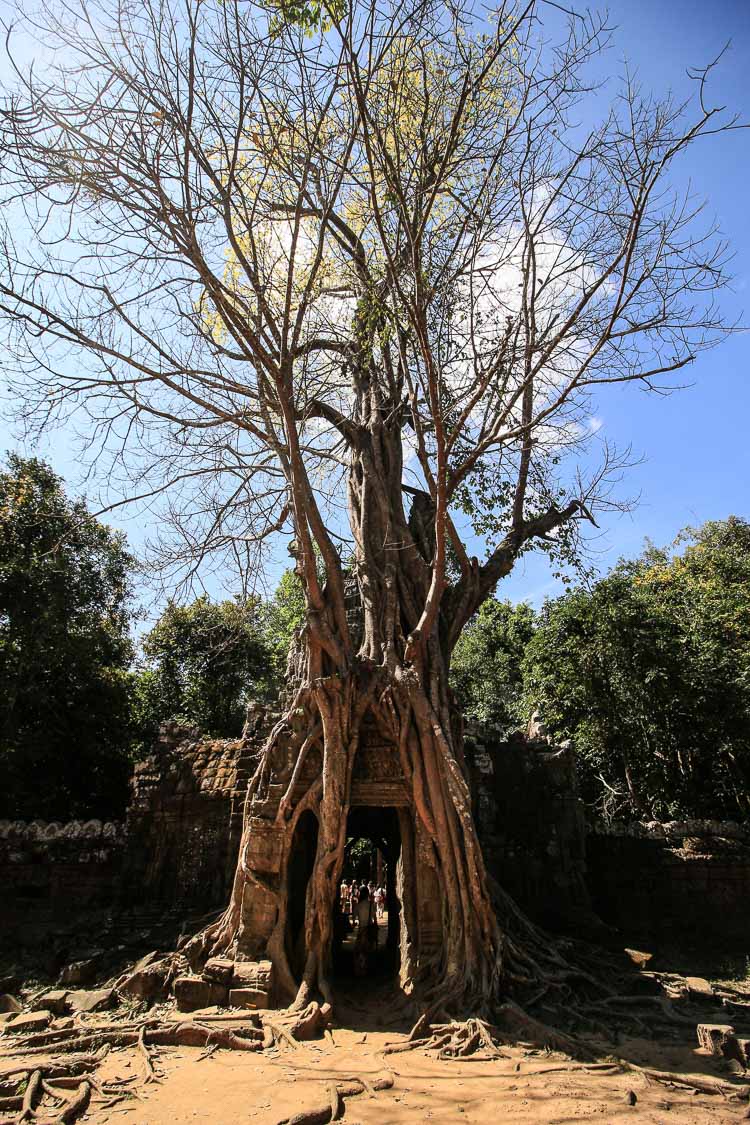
[451,600,536,732]
[0,454,135,820]
[261,569,307,680]
[523,518,750,822]
[139,596,275,738]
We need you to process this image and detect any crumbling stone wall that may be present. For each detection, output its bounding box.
[4,713,750,954]
[466,727,593,933]
[586,820,750,945]
[0,819,126,944]
[122,715,266,909]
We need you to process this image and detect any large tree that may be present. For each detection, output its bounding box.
[0,454,135,820]
[524,517,750,822]
[0,0,739,1024]
[137,595,275,737]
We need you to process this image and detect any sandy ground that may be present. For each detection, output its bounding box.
[2,1005,747,1125]
[94,1031,746,1125]
[3,921,749,1123]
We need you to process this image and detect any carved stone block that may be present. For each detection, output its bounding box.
[174,976,228,1012]
[244,818,284,874]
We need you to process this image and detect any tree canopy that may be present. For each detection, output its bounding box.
[136,595,275,739]
[0,0,735,627]
[523,518,750,822]
[0,454,135,820]
[451,598,535,732]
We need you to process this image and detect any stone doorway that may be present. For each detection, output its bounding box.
[333,805,404,982]
[285,809,319,979]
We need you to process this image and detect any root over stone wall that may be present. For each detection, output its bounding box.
[2,714,749,956]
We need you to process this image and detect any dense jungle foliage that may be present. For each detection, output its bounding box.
[3,455,749,823]
[0,455,135,819]
[455,518,750,822]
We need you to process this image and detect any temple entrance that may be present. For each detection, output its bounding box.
[285,809,319,978]
[333,806,403,981]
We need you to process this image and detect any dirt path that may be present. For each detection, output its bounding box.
[3,1022,744,1125]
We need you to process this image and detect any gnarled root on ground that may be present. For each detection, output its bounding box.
[0,1065,95,1125]
[635,1066,750,1101]
[276,1072,394,1125]
[386,997,598,1062]
[0,999,330,1110]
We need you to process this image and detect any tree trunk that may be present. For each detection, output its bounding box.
[186,413,575,1026]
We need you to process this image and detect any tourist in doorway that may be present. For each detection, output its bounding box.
[340,881,351,931]
[354,884,378,974]
[357,883,375,929]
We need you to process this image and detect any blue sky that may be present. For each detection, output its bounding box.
[495,0,750,604]
[1,0,749,618]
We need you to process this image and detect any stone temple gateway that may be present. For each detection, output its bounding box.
[231,705,443,1001]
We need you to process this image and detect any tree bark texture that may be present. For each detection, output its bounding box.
[185,400,567,1022]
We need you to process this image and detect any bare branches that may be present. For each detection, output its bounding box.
[0,0,741,646]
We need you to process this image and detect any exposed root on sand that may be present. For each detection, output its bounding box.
[0,1000,331,1114]
[276,1071,394,1125]
[0,1064,95,1125]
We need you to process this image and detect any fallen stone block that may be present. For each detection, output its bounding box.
[686,977,714,1002]
[174,977,228,1012]
[66,988,116,1014]
[119,958,173,1001]
[0,1012,17,1027]
[0,994,21,1014]
[130,950,162,973]
[624,948,653,970]
[31,990,68,1015]
[5,1010,51,1034]
[59,955,103,986]
[231,960,273,992]
[228,988,269,1010]
[697,1023,735,1056]
[203,957,234,985]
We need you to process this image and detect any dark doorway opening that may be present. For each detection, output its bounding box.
[333,805,402,981]
[286,809,319,978]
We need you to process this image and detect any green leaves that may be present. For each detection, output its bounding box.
[523,518,750,822]
[451,599,535,731]
[0,455,136,820]
[452,517,750,822]
[263,0,345,36]
[139,595,275,738]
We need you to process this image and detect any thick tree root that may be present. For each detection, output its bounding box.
[18,1067,42,1121]
[386,1017,508,1060]
[46,1079,91,1125]
[276,1072,394,1125]
[0,1069,94,1125]
[0,1000,329,1113]
[389,1002,595,1062]
[137,1027,159,1083]
[635,1066,750,1100]
[0,1061,101,1087]
[3,1022,265,1058]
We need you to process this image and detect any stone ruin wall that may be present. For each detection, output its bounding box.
[3,712,750,953]
[465,727,594,935]
[586,819,750,945]
[121,716,264,910]
[0,819,127,944]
